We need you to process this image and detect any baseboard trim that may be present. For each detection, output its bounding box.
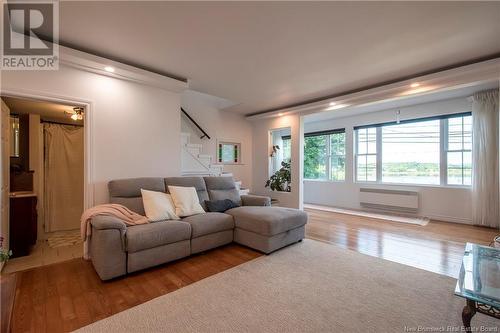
[304,203,473,225]
[424,214,473,225]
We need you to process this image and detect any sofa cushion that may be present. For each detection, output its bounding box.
[203,176,236,190]
[165,177,209,209]
[226,206,307,236]
[208,189,241,204]
[182,212,234,238]
[204,176,242,205]
[168,186,206,217]
[108,177,165,215]
[141,189,179,221]
[109,177,166,197]
[205,199,240,213]
[109,197,147,215]
[126,220,191,253]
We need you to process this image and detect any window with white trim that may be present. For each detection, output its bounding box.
[381,119,440,185]
[355,127,377,182]
[281,136,291,162]
[304,129,346,181]
[354,113,472,186]
[445,115,472,185]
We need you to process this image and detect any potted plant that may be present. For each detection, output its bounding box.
[265,161,291,192]
[0,236,12,263]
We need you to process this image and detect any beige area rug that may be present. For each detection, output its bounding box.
[47,230,83,248]
[76,240,497,333]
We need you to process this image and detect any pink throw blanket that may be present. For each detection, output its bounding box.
[81,204,149,260]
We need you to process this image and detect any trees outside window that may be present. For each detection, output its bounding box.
[304,130,345,181]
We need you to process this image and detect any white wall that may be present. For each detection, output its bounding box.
[2,65,182,205]
[304,97,474,224]
[181,90,253,188]
[252,114,303,209]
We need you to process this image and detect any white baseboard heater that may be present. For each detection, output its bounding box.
[359,188,419,213]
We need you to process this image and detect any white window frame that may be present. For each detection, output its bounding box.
[217,141,241,165]
[354,127,378,182]
[354,113,472,187]
[303,130,346,182]
[443,117,472,186]
[328,132,346,182]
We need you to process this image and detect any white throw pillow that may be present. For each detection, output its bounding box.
[141,189,180,221]
[168,186,205,217]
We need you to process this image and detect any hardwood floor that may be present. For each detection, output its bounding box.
[0,273,16,333]
[2,209,498,332]
[305,208,498,278]
[5,244,261,333]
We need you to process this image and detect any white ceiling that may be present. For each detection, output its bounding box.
[304,81,499,123]
[58,2,500,115]
[2,97,84,125]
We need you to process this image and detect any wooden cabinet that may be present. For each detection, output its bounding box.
[9,194,37,258]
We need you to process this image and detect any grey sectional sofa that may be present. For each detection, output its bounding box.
[89,176,307,280]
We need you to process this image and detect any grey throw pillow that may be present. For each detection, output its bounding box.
[205,199,240,213]
[208,189,242,205]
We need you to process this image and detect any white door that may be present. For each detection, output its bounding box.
[0,99,10,270]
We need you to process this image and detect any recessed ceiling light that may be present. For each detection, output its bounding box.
[104,66,115,73]
[329,102,337,106]
[410,83,420,88]
[278,113,284,116]
[326,103,349,111]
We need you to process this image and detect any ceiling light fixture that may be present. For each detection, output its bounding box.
[66,107,84,121]
[329,102,337,106]
[410,83,420,88]
[326,103,349,111]
[278,113,284,116]
[104,66,115,73]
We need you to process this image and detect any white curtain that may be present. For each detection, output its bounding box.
[471,89,500,228]
[44,123,84,232]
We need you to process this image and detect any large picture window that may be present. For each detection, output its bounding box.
[381,119,440,185]
[304,129,345,181]
[354,113,472,186]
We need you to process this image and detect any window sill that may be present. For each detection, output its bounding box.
[353,181,471,190]
[303,179,346,184]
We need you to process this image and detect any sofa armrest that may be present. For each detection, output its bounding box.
[89,215,128,280]
[241,194,271,207]
[91,215,127,232]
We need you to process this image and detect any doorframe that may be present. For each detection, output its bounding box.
[1,88,95,210]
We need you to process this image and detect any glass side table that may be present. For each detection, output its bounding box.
[454,243,500,331]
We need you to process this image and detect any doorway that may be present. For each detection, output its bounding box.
[1,96,85,273]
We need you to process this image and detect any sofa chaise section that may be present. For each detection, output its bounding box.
[227,206,308,254]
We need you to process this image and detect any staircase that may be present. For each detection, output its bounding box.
[180,132,250,195]
[181,132,223,176]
